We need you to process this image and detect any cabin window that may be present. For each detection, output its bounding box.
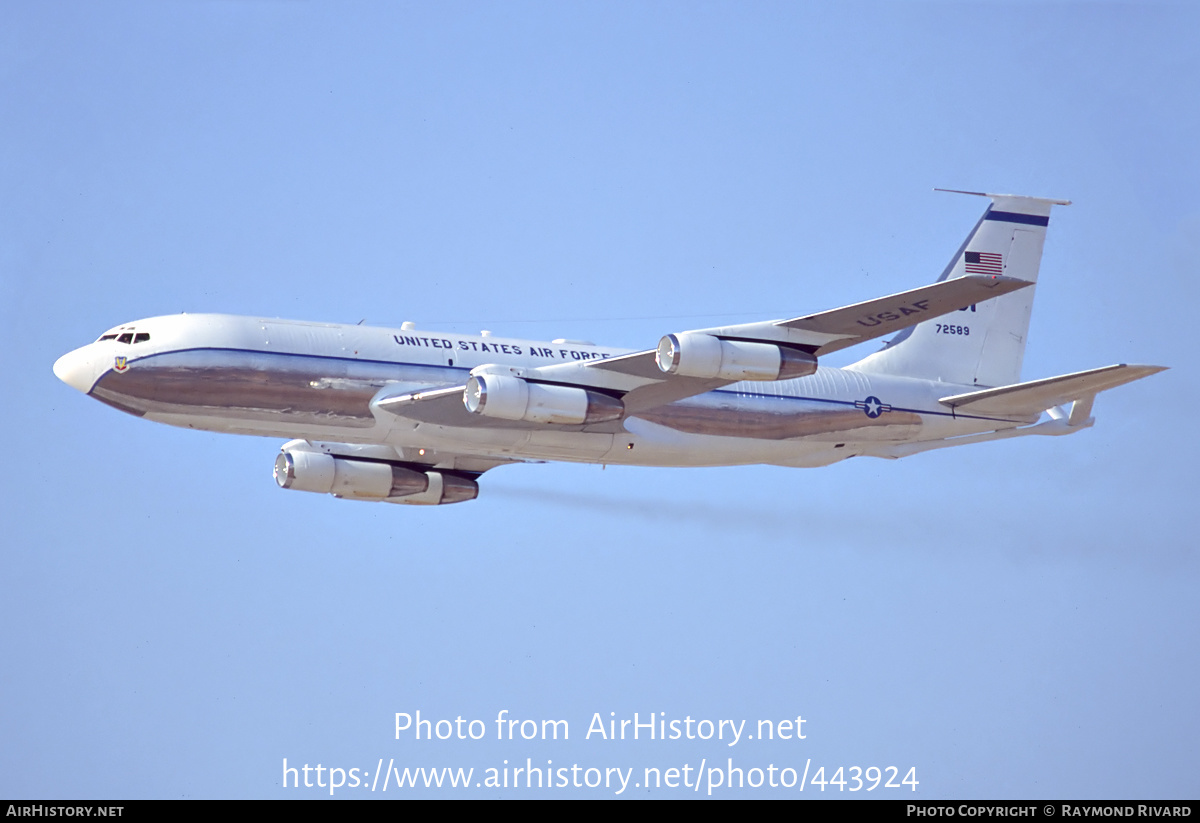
[134,333,150,343]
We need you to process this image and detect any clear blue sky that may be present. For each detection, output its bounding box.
[3,1,1197,798]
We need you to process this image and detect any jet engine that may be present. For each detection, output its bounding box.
[655,333,818,381]
[463,373,623,425]
[273,449,477,505]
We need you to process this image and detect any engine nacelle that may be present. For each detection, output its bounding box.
[384,471,478,506]
[463,373,623,425]
[273,450,477,505]
[655,333,818,381]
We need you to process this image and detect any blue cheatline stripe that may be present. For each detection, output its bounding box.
[709,388,1017,424]
[118,346,1022,425]
[985,210,1050,227]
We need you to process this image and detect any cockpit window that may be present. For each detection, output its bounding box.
[97,330,151,344]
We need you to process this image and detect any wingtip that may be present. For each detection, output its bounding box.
[1110,363,1170,382]
[967,274,1035,291]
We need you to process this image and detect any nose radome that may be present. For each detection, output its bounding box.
[53,346,102,393]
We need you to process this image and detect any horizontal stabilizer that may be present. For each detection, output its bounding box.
[938,364,1166,418]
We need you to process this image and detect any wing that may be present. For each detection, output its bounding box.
[375,274,1033,424]
[775,275,1028,355]
[572,274,1032,411]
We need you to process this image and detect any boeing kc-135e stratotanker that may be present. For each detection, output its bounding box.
[54,191,1165,506]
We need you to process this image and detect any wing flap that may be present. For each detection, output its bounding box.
[938,364,1166,417]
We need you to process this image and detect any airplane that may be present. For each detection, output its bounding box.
[53,191,1165,506]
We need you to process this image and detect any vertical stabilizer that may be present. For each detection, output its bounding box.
[850,191,1070,388]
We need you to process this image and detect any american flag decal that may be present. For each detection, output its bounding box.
[964,251,1003,275]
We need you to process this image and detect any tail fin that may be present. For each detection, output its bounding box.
[851,190,1070,387]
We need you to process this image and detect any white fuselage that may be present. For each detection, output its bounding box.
[54,313,1025,469]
